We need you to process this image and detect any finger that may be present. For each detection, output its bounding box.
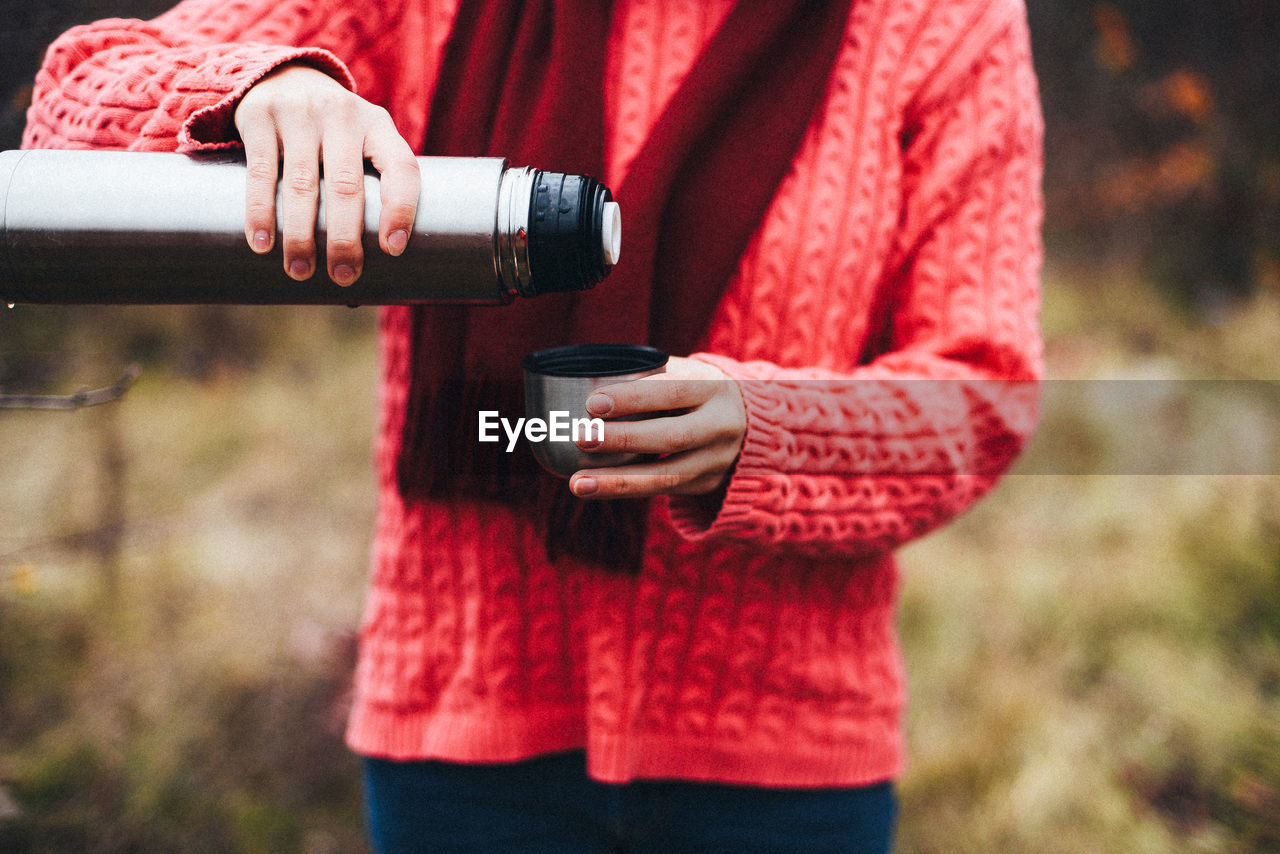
[238,118,280,254]
[365,111,420,256]
[576,411,708,457]
[277,129,322,281]
[586,375,716,419]
[321,129,368,286]
[569,451,723,499]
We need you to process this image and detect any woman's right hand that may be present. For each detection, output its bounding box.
[232,63,421,286]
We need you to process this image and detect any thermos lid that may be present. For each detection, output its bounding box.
[601,201,621,267]
[526,171,618,297]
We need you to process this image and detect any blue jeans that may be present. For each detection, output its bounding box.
[362,751,896,854]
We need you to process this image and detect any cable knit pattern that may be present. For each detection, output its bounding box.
[24,0,1043,787]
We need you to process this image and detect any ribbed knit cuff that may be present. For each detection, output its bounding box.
[665,352,793,541]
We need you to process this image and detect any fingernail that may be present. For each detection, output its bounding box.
[252,229,272,252]
[388,230,409,256]
[333,264,357,285]
[576,434,601,450]
[289,259,311,279]
[573,476,598,497]
[586,393,612,416]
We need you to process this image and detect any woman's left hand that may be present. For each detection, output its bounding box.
[569,357,747,499]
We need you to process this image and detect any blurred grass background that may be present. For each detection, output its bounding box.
[3,1,1280,851]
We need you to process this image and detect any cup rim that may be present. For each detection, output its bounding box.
[522,343,669,378]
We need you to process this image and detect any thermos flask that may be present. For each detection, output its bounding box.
[0,149,621,305]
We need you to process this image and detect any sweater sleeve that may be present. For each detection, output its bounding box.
[666,10,1044,558]
[21,0,431,154]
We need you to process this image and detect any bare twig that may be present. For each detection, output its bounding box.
[0,364,141,410]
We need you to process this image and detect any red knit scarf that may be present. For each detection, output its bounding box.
[398,0,854,570]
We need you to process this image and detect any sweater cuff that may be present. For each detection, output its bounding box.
[178,47,357,151]
[664,352,791,542]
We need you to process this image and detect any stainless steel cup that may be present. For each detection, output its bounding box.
[522,343,669,478]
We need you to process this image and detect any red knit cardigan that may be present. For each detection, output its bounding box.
[25,0,1044,787]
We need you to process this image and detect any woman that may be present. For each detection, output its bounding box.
[25,0,1044,850]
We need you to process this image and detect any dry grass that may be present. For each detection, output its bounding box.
[2,306,378,852]
[896,267,1280,852]
[2,276,1279,851]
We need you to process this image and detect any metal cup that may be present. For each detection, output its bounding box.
[521,343,669,478]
